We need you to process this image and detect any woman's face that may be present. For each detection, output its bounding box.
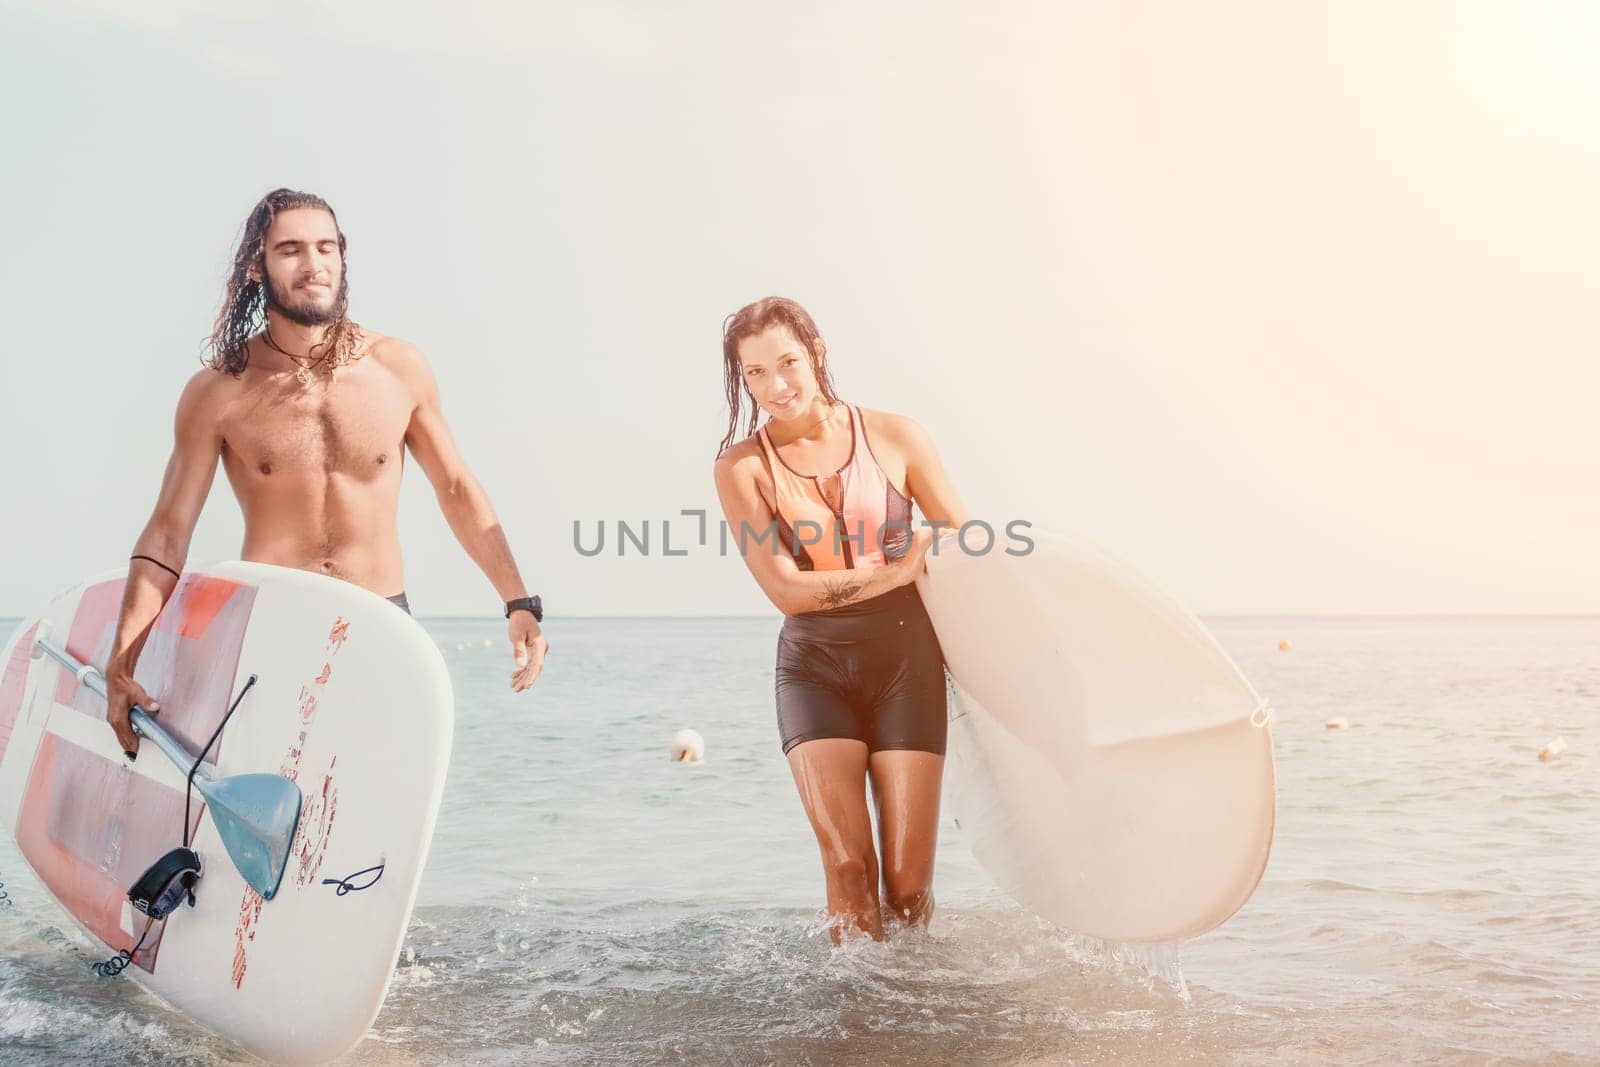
[737,325,821,421]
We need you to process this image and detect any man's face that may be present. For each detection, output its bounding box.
[258,207,343,327]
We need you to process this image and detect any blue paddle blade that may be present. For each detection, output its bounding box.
[197,772,303,900]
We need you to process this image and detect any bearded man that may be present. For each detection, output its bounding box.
[104,188,547,756]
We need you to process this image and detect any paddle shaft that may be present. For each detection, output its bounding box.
[33,638,215,781]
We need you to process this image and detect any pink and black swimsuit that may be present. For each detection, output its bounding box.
[756,402,913,570]
[756,404,948,757]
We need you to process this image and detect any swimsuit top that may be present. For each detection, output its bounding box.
[757,404,913,571]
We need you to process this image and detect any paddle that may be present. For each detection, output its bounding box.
[32,637,302,901]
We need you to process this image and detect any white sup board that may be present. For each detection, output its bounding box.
[915,529,1276,942]
[0,562,453,1064]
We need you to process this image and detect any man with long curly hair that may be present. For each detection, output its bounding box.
[101,188,548,756]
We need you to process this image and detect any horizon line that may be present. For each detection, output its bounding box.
[2,611,1597,624]
[299,610,1600,622]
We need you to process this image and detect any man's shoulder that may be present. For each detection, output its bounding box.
[175,366,237,434]
[183,365,238,404]
[360,331,438,391]
[362,331,426,369]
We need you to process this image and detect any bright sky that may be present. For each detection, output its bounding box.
[1,1,1595,616]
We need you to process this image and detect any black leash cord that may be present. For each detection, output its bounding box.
[94,915,155,978]
[323,862,385,895]
[183,674,258,847]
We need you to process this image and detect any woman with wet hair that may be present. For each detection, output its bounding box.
[713,296,970,942]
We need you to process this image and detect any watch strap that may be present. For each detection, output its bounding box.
[505,595,543,622]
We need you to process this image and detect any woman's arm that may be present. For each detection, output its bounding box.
[897,415,972,530]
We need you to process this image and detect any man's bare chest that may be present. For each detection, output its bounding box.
[219,371,413,478]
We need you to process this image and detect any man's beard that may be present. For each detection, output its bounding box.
[265,274,343,327]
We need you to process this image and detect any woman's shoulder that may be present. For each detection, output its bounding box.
[856,405,931,451]
[713,433,768,479]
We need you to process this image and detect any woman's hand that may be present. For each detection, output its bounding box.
[892,529,936,585]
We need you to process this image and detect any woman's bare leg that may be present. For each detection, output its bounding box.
[786,737,884,943]
[868,749,945,928]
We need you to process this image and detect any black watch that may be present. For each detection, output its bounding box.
[505,595,543,622]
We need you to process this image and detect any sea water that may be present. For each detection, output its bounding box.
[0,615,1595,1064]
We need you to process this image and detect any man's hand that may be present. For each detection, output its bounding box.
[105,664,160,757]
[508,612,548,692]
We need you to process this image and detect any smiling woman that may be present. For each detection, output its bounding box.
[713,295,972,944]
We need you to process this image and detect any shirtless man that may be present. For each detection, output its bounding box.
[104,188,547,756]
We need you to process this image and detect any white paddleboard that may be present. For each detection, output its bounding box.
[916,529,1276,942]
[0,562,453,1064]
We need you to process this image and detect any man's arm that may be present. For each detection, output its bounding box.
[106,371,224,754]
[394,341,547,693]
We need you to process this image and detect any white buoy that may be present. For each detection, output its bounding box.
[482,638,492,648]
[1324,718,1350,730]
[670,728,705,763]
[454,642,467,652]
[1538,737,1568,762]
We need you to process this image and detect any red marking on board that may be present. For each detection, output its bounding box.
[15,734,125,945]
[153,575,243,640]
[232,888,263,988]
[50,573,255,762]
[15,732,204,973]
[133,577,256,755]
[293,756,340,888]
[232,614,350,990]
[297,686,319,724]
[54,579,125,706]
[0,622,39,763]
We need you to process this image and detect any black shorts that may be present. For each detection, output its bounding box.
[775,584,948,756]
[387,592,411,615]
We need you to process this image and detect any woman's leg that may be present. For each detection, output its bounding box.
[868,749,945,928]
[786,737,884,943]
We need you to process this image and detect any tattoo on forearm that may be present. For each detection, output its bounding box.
[815,577,865,610]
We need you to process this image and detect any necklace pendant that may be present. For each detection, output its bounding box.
[296,367,311,385]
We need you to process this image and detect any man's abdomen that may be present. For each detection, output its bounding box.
[235,470,407,597]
